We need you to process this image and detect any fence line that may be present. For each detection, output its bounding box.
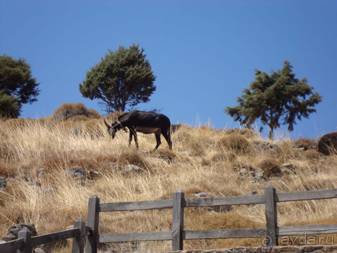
[93,187,337,252]
[0,220,85,253]
[1,187,337,253]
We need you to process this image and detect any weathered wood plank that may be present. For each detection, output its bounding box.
[265,186,278,246]
[100,199,173,212]
[277,189,337,202]
[72,220,86,253]
[0,238,24,253]
[172,191,185,251]
[99,231,172,243]
[184,229,266,240]
[30,228,79,246]
[18,227,32,253]
[98,189,337,212]
[279,224,337,236]
[185,195,265,207]
[98,224,337,243]
[85,196,100,253]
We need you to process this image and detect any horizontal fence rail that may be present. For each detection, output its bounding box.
[278,224,337,236]
[30,228,79,246]
[0,238,24,253]
[99,231,172,243]
[277,189,337,202]
[91,187,337,252]
[185,194,265,207]
[184,228,267,240]
[99,189,337,211]
[99,199,173,212]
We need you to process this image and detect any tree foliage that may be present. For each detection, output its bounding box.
[226,61,322,139]
[0,91,20,118]
[0,55,39,118]
[79,45,156,112]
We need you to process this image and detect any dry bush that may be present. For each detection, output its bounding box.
[257,158,281,178]
[52,103,100,122]
[217,134,251,154]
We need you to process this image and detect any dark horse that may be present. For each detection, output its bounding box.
[104,110,172,150]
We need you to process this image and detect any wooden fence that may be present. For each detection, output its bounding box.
[91,186,337,252]
[1,186,337,253]
[0,220,86,253]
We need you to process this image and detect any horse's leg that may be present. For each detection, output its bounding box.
[154,132,161,151]
[162,128,172,150]
[129,128,139,149]
[128,128,133,147]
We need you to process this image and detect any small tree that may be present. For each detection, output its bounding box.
[79,44,156,112]
[226,61,322,139]
[0,55,39,118]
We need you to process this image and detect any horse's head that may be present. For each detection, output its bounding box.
[104,119,123,139]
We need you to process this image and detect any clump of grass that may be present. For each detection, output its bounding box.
[117,150,150,169]
[257,158,281,178]
[217,133,251,154]
[52,103,100,122]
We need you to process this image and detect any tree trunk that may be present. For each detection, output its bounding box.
[268,127,274,140]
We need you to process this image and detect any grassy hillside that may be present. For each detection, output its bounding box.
[0,117,336,252]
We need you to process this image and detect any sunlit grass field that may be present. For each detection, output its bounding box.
[0,117,336,252]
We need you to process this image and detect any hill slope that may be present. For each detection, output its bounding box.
[0,118,336,252]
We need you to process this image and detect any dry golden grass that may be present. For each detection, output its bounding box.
[0,118,337,252]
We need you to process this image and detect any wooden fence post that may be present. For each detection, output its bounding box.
[18,227,32,253]
[264,186,278,246]
[172,191,185,251]
[72,219,86,253]
[85,196,100,253]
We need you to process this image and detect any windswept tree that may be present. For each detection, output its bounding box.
[80,45,156,112]
[226,61,322,139]
[0,55,39,118]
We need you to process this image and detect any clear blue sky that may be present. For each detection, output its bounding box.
[1,0,337,138]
